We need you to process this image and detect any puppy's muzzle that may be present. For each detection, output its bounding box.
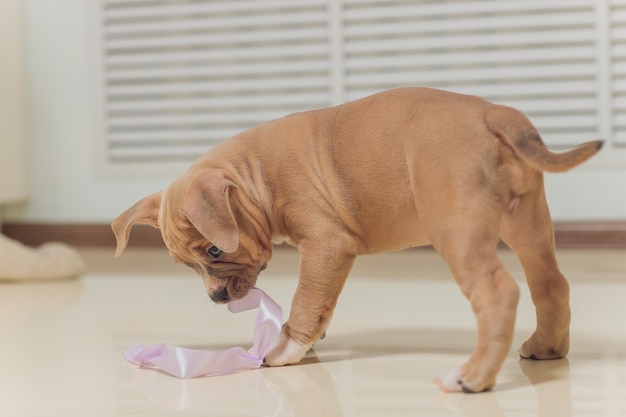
[210,287,231,304]
[209,277,253,304]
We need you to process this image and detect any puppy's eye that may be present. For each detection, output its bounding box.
[207,246,223,258]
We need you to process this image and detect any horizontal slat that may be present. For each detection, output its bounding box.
[107,76,330,96]
[109,129,243,143]
[609,78,626,92]
[527,114,598,129]
[347,85,598,102]
[347,81,598,102]
[610,26,626,41]
[110,145,213,159]
[500,99,597,114]
[108,93,331,112]
[345,29,595,55]
[108,111,292,128]
[344,0,591,21]
[105,27,328,51]
[611,94,626,110]
[345,11,593,38]
[105,0,156,4]
[612,9,626,23]
[104,0,327,20]
[610,60,626,76]
[105,44,329,67]
[347,47,594,72]
[611,43,626,58]
[346,64,595,86]
[610,113,626,126]
[105,10,328,36]
[107,60,330,81]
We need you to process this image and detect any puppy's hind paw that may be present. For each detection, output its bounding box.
[264,331,310,367]
[518,333,569,360]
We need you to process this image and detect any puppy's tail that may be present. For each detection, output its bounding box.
[486,105,604,173]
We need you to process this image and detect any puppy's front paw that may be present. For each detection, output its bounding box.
[265,330,310,366]
[434,366,493,393]
[434,367,465,393]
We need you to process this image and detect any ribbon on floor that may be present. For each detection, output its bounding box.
[123,288,282,378]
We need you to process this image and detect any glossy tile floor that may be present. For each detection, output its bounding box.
[1,247,625,417]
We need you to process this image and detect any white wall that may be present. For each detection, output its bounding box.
[4,0,172,223]
[4,0,626,223]
[0,0,27,205]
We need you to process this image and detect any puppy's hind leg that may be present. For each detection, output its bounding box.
[428,205,520,393]
[500,188,570,360]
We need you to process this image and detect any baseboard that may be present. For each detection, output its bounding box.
[1,221,626,249]
[0,223,165,249]
[551,221,626,249]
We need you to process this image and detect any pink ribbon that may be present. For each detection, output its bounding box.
[123,288,282,378]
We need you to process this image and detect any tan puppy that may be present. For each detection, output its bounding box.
[112,87,602,393]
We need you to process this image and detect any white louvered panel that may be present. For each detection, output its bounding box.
[98,0,625,175]
[102,0,333,164]
[612,0,626,145]
[343,0,598,148]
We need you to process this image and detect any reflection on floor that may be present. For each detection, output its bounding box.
[1,248,625,416]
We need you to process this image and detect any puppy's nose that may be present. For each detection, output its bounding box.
[210,288,230,304]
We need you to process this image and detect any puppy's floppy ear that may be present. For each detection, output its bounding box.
[180,171,239,253]
[111,191,163,257]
